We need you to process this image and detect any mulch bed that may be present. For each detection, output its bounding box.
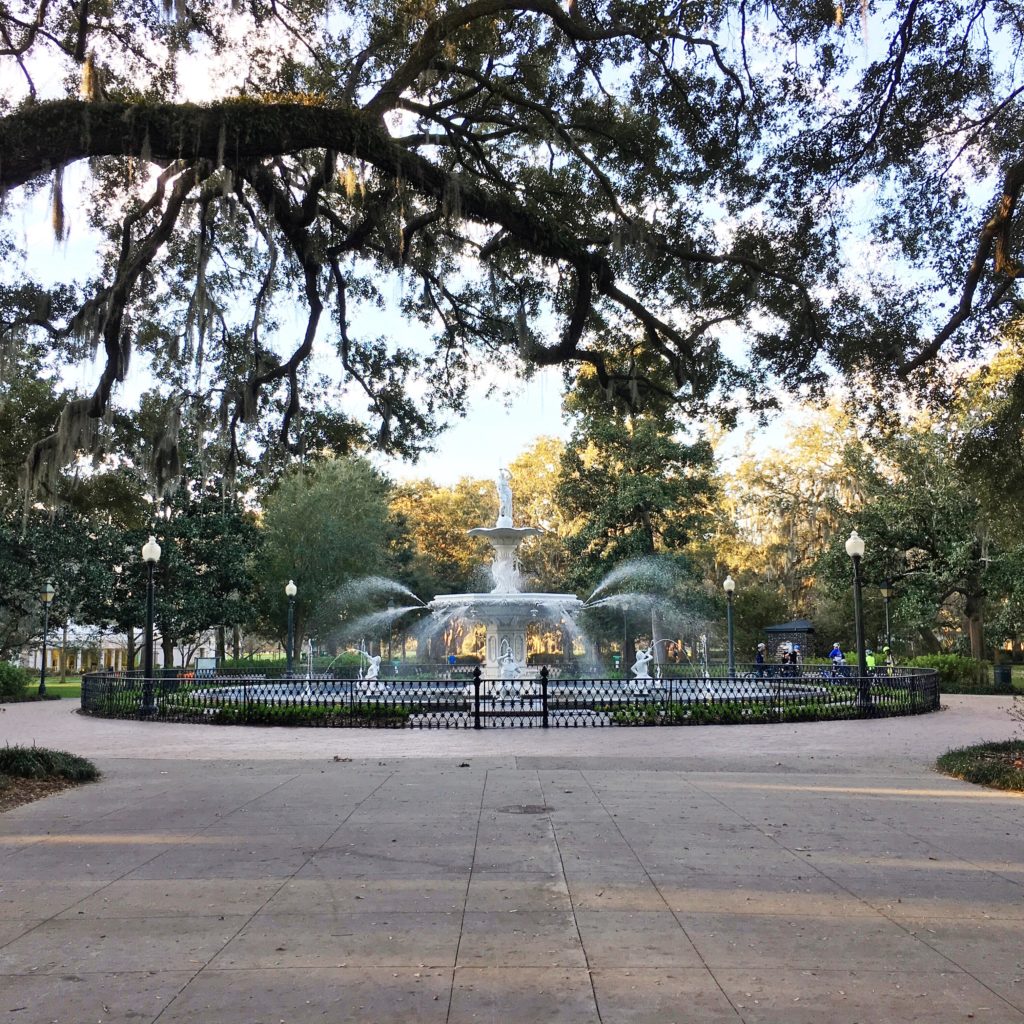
[0,776,81,813]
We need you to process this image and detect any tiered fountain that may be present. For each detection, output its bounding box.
[426,469,584,677]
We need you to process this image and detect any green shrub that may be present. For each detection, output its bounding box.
[206,702,411,727]
[0,745,100,782]
[905,654,992,693]
[0,662,31,701]
[937,741,1024,791]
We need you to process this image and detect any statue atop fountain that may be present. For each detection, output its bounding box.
[467,468,541,596]
[497,467,513,528]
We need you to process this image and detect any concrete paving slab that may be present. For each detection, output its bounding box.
[265,877,469,914]
[658,880,880,918]
[213,910,462,968]
[907,917,1024,973]
[456,910,587,968]
[574,909,703,968]
[0,879,108,919]
[680,911,951,972]
[0,914,248,974]
[0,835,176,881]
[52,878,283,919]
[0,969,194,1024]
[464,874,571,912]
[567,878,672,911]
[590,967,743,1023]
[448,966,598,1022]
[0,918,44,945]
[714,966,1024,1023]
[157,966,453,1024]
[1,699,1023,1022]
[122,836,319,880]
[965,972,1024,1016]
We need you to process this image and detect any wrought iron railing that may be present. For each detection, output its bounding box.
[81,664,939,729]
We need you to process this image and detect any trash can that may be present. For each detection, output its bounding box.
[994,664,1013,692]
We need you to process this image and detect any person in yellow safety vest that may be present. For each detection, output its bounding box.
[865,649,877,671]
[883,645,895,673]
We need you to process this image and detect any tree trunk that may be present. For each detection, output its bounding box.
[216,625,226,664]
[161,634,174,670]
[126,628,137,670]
[232,624,241,661]
[912,628,937,654]
[964,588,986,661]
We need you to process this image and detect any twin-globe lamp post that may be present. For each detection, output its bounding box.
[38,581,55,696]
[722,575,736,676]
[141,534,161,715]
[285,580,297,675]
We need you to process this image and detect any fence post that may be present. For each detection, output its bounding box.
[473,666,482,730]
[541,666,549,729]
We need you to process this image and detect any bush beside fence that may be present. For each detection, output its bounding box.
[81,665,940,729]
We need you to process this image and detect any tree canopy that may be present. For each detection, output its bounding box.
[2,1,1022,492]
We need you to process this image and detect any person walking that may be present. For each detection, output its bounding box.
[755,643,767,677]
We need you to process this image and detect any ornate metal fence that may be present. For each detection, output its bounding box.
[80,664,939,729]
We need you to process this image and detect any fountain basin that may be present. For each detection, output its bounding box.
[428,591,583,672]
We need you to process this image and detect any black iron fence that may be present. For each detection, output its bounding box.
[81,664,939,729]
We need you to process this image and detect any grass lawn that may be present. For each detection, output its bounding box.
[41,681,82,698]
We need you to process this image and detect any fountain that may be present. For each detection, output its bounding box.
[84,463,926,730]
[426,469,584,676]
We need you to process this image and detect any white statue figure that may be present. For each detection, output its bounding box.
[496,467,513,526]
[364,654,381,681]
[491,550,518,593]
[631,645,654,680]
[497,639,522,684]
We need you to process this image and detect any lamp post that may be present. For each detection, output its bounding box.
[285,580,297,676]
[141,535,161,715]
[845,530,869,706]
[879,580,895,652]
[723,575,736,677]
[387,599,395,662]
[38,581,54,696]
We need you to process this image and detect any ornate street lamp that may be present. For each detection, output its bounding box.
[38,581,54,696]
[879,580,895,653]
[285,580,297,675]
[845,530,869,705]
[722,575,736,677]
[141,535,161,715]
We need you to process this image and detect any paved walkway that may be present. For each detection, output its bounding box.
[1,698,1022,1023]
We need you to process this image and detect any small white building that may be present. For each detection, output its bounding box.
[20,624,219,674]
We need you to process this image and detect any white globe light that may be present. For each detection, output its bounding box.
[141,535,161,564]
[845,530,865,559]
[285,580,297,598]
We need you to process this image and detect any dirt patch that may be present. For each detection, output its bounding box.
[0,775,82,813]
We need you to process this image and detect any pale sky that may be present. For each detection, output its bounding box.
[376,366,570,484]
